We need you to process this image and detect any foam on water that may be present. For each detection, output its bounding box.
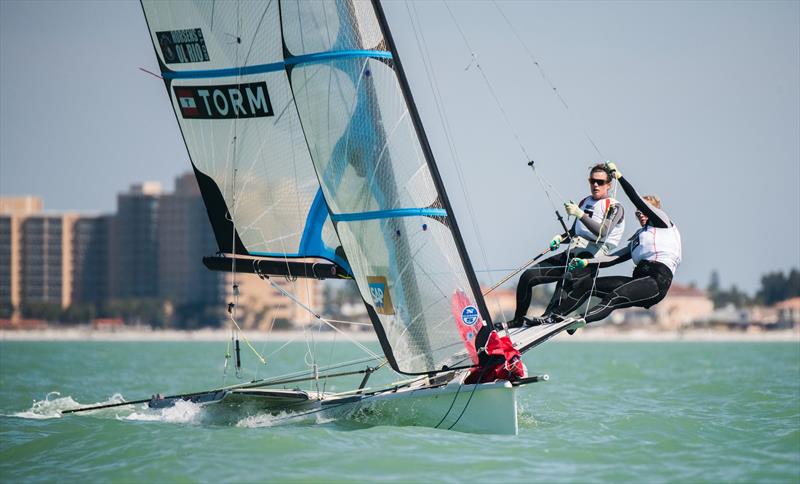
[123,399,204,424]
[235,408,336,428]
[13,392,128,419]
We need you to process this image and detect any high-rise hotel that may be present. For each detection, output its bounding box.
[0,175,323,328]
[0,197,77,317]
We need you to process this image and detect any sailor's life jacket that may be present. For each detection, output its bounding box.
[573,196,626,250]
[465,330,527,384]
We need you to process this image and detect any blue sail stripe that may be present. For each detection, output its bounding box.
[161,50,392,80]
[331,208,447,223]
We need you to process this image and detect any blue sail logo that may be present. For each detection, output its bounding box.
[367,276,394,315]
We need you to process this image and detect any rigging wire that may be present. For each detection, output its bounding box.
[441,1,619,313]
[580,172,620,320]
[226,4,243,382]
[222,2,269,381]
[254,270,384,362]
[442,1,534,164]
[491,0,605,161]
[439,0,574,304]
[405,2,502,318]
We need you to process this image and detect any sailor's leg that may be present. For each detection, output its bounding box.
[546,262,599,316]
[513,252,567,322]
[581,276,663,324]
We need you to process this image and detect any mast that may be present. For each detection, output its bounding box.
[370,0,492,324]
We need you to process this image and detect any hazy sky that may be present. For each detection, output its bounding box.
[1,0,798,294]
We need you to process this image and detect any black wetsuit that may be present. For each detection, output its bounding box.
[557,176,681,324]
[512,199,624,323]
[513,250,593,322]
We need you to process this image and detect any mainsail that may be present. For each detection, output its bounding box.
[141,0,491,375]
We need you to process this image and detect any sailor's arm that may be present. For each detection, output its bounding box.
[575,203,624,239]
[569,245,632,270]
[606,163,672,229]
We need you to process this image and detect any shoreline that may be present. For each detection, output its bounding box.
[1,327,797,343]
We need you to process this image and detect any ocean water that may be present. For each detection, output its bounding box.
[1,340,798,483]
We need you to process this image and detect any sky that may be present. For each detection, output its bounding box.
[1,0,798,294]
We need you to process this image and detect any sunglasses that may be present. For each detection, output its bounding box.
[588,178,609,186]
[635,211,646,217]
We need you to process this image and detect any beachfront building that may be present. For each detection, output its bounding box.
[1,197,117,323]
[774,297,800,329]
[155,172,324,330]
[110,182,161,300]
[234,273,321,331]
[0,197,44,321]
[652,284,714,330]
[71,215,112,306]
[0,183,326,329]
[158,173,226,307]
[157,173,228,327]
[0,204,80,320]
[17,213,79,311]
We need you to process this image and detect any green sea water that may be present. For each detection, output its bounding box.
[1,340,798,483]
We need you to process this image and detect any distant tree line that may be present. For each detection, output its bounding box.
[707,268,800,308]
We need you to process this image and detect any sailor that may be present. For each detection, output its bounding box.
[508,163,625,327]
[558,162,682,325]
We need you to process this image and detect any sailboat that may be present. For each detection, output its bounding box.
[74,0,582,435]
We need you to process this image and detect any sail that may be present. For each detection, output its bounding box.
[141,0,491,375]
[140,0,348,273]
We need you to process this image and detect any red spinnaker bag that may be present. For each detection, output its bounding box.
[465,331,527,384]
[450,290,526,384]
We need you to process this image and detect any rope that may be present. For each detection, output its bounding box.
[226,301,267,365]
[443,1,534,164]
[580,173,620,319]
[406,2,504,320]
[254,271,383,362]
[440,0,577,327]
[491,0,605,160]
[443,0,573,220]
[482,248,551,296]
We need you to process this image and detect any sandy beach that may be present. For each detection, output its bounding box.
[2,326,797,343]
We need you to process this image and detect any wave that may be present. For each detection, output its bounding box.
[11,392,336,429]
[12,392,128,419]
[235,408,336,428]
[122,399,204,424]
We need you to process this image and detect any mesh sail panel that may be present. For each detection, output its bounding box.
[141,0,342,263]
[284,1,485,374]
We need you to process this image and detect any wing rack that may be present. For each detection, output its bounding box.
[203,255,351,280]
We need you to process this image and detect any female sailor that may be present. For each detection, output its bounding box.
[564,162,682,325]
[508,163,625,327]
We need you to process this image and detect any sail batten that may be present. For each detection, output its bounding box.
[161,50,393,79]
[331,208,446,222]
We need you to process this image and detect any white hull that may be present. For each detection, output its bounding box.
[325,380,518,435]
[208,378,521,435]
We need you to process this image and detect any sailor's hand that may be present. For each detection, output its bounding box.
[605,161,621,180]
[564,201,584,218]
[549,234,563,251]
[568,258,588,271]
